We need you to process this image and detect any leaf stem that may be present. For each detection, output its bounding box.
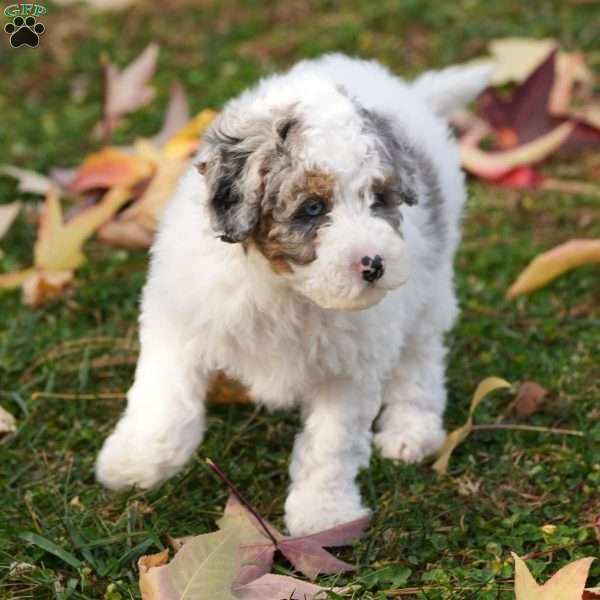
[472,423,583,436]
[205,458,279,547]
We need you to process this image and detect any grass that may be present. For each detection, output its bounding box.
[1,1,599,598]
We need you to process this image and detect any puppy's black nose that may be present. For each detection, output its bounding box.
[361,254,385,282]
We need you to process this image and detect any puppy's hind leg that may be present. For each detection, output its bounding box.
[374,332,448,463]
[96,315,208,490]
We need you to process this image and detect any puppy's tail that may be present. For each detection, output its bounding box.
[411,62,494,118]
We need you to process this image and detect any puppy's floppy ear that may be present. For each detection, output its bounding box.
[196,127,259,243]
[362,109,420,206]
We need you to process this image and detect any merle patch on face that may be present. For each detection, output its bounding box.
[360,107,446,249]
[199,113,335,272]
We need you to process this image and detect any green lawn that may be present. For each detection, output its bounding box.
[1,1,599,598]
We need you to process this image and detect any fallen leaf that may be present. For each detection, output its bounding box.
[512,552,594,600]
[70,147,154,193]
[549,52,595,117]
[95,108,217,248]
[152,81,191,149]
[460,120,575,179]
[218,492,368,580]
[97,154,187,247]
[138,550,177,600]
[0,186,131,305]
[234,574,326,600]
[477,50,600,153]
[35,186,130,271]
[432,377,512,475]
[103,43,159,136]
[514,381,548,417]
[163,109,218,159]
[22,270,73,307]
[487,38,558,86]
[507,239,600,298]
[0,165,55,195]
[144,529,241,600]
[0,405,16,433]
[0,202,21,243]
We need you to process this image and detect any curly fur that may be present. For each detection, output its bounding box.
[96,53,492,536]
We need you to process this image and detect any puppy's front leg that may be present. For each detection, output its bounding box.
[285,377,381,536]
[96,318,207,490]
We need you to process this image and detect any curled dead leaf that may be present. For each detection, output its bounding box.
[432,377,512,475]
[460,121,575,180]
[507,239,600,298]
[70,147,154,193]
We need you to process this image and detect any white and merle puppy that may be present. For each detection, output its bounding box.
[96,54,491,536]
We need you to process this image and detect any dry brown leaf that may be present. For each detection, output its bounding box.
[22,270,73,307]
[507,239,600,298]
[70,147,154,193]
[0,405,17,434]
[138,550,177,600]
[513,553,595,600]
[208,373,251,405]
[103,43,159,136]
[514,381,548,417]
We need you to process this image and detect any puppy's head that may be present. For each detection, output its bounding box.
[197,85,430,310]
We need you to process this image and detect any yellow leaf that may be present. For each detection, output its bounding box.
[35,186,131,271]
[97,156,188,247]
[513,553,595,600]
[507,239,600,298]
[488,38,558,85]
[163,109,218,159]
[22,270,73,307]
[432,377,511,475]
[0,202,21,240]
[0,268,35,290]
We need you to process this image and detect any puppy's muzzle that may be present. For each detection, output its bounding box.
[361,254,385,283]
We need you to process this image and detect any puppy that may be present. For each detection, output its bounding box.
[96,54,492,536]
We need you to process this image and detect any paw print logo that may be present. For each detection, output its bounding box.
[4,15,45,48]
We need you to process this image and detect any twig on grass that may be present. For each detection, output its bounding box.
[472,423,583,436]
[205,457,280,547]
[31,391,126,401]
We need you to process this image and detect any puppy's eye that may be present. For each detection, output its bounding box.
[371,191,387,209]
[298,196,327,218]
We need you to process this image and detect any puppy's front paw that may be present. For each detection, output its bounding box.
[96,420,186,490]
[374,410,446,463]
[284,485,370,537]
